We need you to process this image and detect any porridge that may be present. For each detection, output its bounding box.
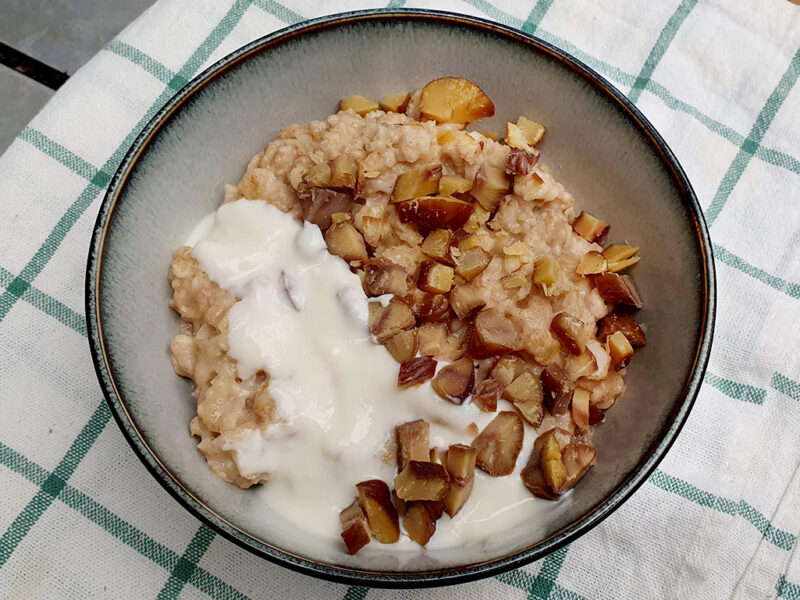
[168,78,645,553]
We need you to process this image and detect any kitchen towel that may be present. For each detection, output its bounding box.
[1,0,800,598]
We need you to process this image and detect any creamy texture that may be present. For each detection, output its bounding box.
[189,199,555,549]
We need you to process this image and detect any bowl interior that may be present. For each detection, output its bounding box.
[91,12,711,584]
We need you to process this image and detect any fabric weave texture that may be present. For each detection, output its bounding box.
[1,0,800,598]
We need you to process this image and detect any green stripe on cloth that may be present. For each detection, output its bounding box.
[649,470,796,551]
[522,0,556,35]
[461,0,525,29]
[704,372,766,405]
[0,402,110,567]
[341,587,369,600]
[252,0,304,26]
[0,441,248,600]
[158,525,217,599]
[777,575,800,600]
[705,47,800,226]
[629,0,697,102]
[713,243,800,300]
[771,372,800,403]
[385,0,406,8]
[105,41,179,88]
[494,546,584,600]
[18,127,105,181]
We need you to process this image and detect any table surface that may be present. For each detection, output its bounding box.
[0,0,155,156]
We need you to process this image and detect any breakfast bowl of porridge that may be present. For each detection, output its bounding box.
[87,10,715,587]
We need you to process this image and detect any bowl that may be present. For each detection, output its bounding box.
[86,9,715,588]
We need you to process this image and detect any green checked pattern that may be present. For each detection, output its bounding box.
[2,0,800,598]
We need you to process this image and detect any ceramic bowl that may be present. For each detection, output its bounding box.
[87,9,715,587]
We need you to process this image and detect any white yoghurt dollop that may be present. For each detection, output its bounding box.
[189,199,556,550]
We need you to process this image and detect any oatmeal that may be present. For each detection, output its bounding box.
[168,77,646,553]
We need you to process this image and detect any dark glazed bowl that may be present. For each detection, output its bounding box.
[86,9,715,588]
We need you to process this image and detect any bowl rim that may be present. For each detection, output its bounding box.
[86,7,716,589]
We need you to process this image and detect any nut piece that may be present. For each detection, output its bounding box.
[596,313,646,347]
[340,95,380,116]
[444,444,477,517]
[369,298,415,343]
[602,244,640,273]
[592,272,643,309]
[576,251,608,276]
[402,501,441,546]
[324,222,368,265]
[395,196,474,233]
[421,229,455,264]
[340,500,372,555]
[419,77,495,124]
[471,411,524,476]
[394,460,450,501]
[572,211,609,242]
[398,356,437,388]
[468,308,520,358]
[533,256,559,287]
[384,329,418,363]
[395,419,431,471]
[561,443,597,490]
[432,358,475,404]
[540,365,574,415]
[417,261,455,294]
[521,459,559,500]
[589,404,605,425]
[571,387,590,430]
[380,92,411,113]
[455,247,491,281]
[516,116,545,146]
[305,188,354,229]
[504,370,544,427]
[607,331,634,369]
[304,162,332,187]
[470,163,510,212]
[506,147,540,175]
[364,259,409,296]
[391,166,443,203]
[490,355,527,385]
[356,480,400,543]
[329,156,358,189]
[417,322,464,360]
[551,312,589,355]
[472,377,503,412]
[429,446,448,466]
[539,432,568,495]
[439,175,473,196]
[449,284,487,320]
[505,122,532,150]
[405,290,452,323]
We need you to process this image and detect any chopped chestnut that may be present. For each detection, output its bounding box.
[516,116,545,146]
[417,261,455,294]
[432,358,475,404]
[364,259,409,296]
[596,313,646,347]
[455,247,491,281]
[471,411,524,476]
[470,163,510,212]
[575,251,608,276]
[419,77,495,124]
[589,404,605,425]
[395,196,474,233]
[572,211,608,243]
[468,308,520,358]
[417,322,465,360]
[561,443,597,490]
[521,459,559,501]
[356,479,400,543]
[540,365,574,415]
[379,92,411,113]
[340,499,372,555]
[533,256,559,288]
[506,147,540,175]
[398,356,437,388]
[449,285,487,320]
[324,222,368,265]
[607,331,634,369]
[340,95,379,116]
[394,460,450,501]
[395,419,431,471]
[439,175,473,196]
[369,298,415,343]
[571,387,590,430]
[504,370,544,427]
[592,272,643,309]
[603,244,640,272]
[539,431,568,494]
[329,156,358,189]
[472,377,503,412]
[305,188,354,229]
[304,163,331,187]
[444,444,477,517]
[391,165,442,203]
[490,355,527,386]
[405,290,453,324]
[402,501,441,546]
[421,229,455,265]
[551,312,589,355]
[384,329,418,363]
